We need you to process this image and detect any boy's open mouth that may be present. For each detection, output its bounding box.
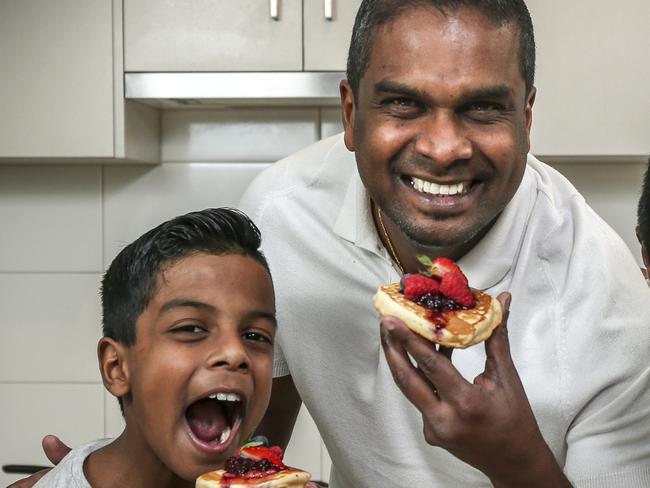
[185,391,244,448]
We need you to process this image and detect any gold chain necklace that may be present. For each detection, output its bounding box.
[373,201,405,274]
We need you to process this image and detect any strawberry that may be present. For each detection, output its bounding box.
[439,272,475,307]
[418,255,468,284]
[400,273,440,300]
[239,446,286,468]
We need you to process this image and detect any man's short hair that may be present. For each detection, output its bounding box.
[101,208,270,346]
[638,157,650,247]
[346,0,536,98]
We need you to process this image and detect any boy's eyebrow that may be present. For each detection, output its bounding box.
[159,299,277,326]
[374,80,514,102]
[159,298,216,314]
[247,311,278,328]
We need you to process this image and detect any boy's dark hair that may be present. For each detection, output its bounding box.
[638,157,650,247]
[346,0,536,98]
[101,208,270,346]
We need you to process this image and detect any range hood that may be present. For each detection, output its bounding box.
[125,72,345,108]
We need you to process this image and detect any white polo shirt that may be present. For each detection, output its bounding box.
[240,134,650,488]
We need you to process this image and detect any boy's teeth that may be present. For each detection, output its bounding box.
[207,392,241,401]
[411,177,464,196]
[219,425,231,444]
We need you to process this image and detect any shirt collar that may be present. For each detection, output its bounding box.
[333,164,381,256]
[333,156,538,290]
[458,164,537,290]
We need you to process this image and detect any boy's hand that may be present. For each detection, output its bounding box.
[379,293,570,487]
[7,435,70,488]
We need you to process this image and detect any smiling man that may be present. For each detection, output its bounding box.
[239,1,650,487]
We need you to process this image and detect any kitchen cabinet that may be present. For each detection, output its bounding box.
[528,0,650,158]
[124,0,360,72]
[124,0,303,71]
[303,0,362,71]
[0,0,159,162]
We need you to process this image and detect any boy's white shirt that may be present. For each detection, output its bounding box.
[33,439,112,488]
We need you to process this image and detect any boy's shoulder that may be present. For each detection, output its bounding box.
[33,438,112,488]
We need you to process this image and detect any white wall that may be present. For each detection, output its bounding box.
[0,105,645,486]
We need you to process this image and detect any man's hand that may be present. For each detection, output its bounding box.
[379,292,571,488]
[7,435,70,488]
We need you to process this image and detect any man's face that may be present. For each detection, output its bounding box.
[342,6,535,249]
[122,253,275,480]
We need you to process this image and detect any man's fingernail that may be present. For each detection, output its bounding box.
[380,317,395,331]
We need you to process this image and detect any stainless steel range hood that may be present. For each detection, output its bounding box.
[125,72,345,108]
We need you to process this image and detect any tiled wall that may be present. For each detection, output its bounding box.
[0,106,645,485]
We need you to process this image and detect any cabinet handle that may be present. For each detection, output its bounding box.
[270,0,279,20]
[324,0,333,20]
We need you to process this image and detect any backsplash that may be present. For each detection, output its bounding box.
[0,106,644,485]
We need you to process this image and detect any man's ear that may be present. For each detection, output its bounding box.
[525,86,536,133]
[97,337,130,399]
[340,79,356,151]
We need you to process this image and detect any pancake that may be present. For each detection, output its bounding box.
[196,467,311,488]
[374,283,502,348]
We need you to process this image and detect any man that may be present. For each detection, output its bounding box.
[242,1,650,486]
[23,1,650,487]
[637,157,650,279]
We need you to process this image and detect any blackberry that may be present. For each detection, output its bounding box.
[442,297,459,310]
[225,457,277,475]
[416,293,464,312]
[416,292,436,309]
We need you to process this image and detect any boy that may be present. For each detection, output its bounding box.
[34,208,277,487]
[637,157,650,280]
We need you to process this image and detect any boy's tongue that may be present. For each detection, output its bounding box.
[186,400,227,443]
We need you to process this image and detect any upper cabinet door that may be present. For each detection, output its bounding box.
[0,0,114,158]
[528,0,650,157]
[303,0,361,71]
[124,0,303,72]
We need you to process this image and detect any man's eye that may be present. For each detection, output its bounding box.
[381,97,424,116]
[243,331,272,344]
[466,102,504,113]
[387,97,415,106]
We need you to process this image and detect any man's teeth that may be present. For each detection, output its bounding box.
[411,177,465,196]
[219,425,232,444]
[207,392,241,402]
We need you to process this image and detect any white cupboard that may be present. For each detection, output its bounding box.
[0,0,159,161]
[303,0,362,71]
[124,0,360,72]
[124,0,303,72]
[528,0,650,157]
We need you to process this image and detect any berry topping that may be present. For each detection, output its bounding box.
[418,255,468,284]
[416,292,464,312]
[439,272,475,307]
[224,445,287,477]
[224,457,280,476]
[240,446,286,468]
[400,273,440,300]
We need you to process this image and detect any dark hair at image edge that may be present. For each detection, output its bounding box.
[638,157,650,247]
[101,207,271,346]
[346,0,536,98]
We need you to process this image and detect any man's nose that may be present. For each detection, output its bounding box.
[206,332,250,373]
[413,111,472,166]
